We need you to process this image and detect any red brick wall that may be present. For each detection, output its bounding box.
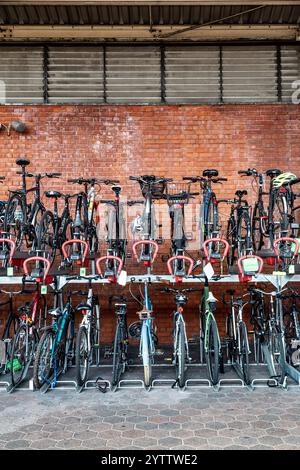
[0,104,299,345]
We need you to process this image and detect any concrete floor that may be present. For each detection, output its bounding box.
[0,387,300,450]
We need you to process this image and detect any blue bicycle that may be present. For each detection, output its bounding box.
[33,288,75,389]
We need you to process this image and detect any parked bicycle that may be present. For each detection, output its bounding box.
[0,290,20,375]
[223,289,251,385]
[4,159,61,251]
[111,302,128,388]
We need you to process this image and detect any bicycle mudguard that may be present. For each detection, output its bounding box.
[273,237,299,260]
[237,255,264,282]
[96,255,123,283]
[61,239,89,267]
[202,238,229,263]
[132,240,159,267]
[0,238,16,266]
[167,255,193,282]
[23,256,52,284]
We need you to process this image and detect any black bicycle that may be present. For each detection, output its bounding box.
[0,290,20,375]
[220,190,253,265]
[111,302,128,388]
[3,159,60,251]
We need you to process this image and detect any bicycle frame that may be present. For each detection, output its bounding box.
[139,282,155,365]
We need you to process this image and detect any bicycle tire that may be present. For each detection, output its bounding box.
[10,325,31,387]
[252,203,265,252]
[239,321,251,385]
[141,323,152,387]
[237,210,252,258]
[269,324,286,385]
[36,210,56,263]
[269,192,288,245]
[226,217,236,266]
[112,321,123,387]
[176,320,186,388]
[205,196,219,240]
[3,194,26,250]
[33,328,55,389]
[206,318,220,386]
[75,325,89,387]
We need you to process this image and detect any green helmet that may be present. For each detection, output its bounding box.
[272,172,297,189]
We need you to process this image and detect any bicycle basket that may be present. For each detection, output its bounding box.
[166,182,191,206]
[140,180,166,200]
[273,172,297,189]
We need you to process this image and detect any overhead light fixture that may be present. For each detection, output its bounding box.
[0,120,26,135]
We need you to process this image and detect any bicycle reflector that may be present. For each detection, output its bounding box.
[237,255,264,282]
[272,172,297,189]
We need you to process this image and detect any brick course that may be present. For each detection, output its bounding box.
[0,104,299,344]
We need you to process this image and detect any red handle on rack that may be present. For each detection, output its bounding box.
[23,256,51,281]
[202,238,230,261]
[273,237,299,258]
[0,238,16,265]
[167,255,194,276]
[132,240,159,263]
[237,255,264,276]
[61,239,89,262]
[96,255,123,276]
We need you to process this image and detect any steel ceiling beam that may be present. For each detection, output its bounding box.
[2,1,300,6]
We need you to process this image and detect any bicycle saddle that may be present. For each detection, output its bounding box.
[235,190,247,198]
[266,169,281,178]
[16,158,30,167]
[111,185,122,196]
[226,289,235,296]
[45,190,62,199]
[75,303,92,312]
[203,169,218,178]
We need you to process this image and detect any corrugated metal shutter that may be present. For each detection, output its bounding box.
[48,46,104,104]
[0,47,43,104]
[165,46,220,104]
[222,45,278,103]
[106,46,161,104]
[281,45,300,103]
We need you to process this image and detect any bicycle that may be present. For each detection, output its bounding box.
[0,290,20,375]
[219,190,253,265]
[3,158,61,251]
[223,289,251,385]
[111,302,128,388]
[100,184,143,277]
[132,239,159,387]
[238,168,299,251]
[67,177,119,256]
[160,287,199,388]
[130,175,172,264]
[8,257,50,388]
[281,287,300,367]
[74,276,100,388]
[165,182,199,276]
[33,281,76,390]
[36,191,75,264]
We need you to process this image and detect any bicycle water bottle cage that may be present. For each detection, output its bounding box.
[96,255,123,283]
[202,238,229,264]
[272,172,297,189]
[0,238,16,266]
[23,256,52,284]
[167,255,193,282]
[237,255,264,283]
[61,239,89,267]
[132,240,159,267]
[273,237,299,263]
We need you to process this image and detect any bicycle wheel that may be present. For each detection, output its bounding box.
[10,325,33,387]
[141,323,152,387]
[269,324,286,385]
[226,218,236,265]
[239,322,251,385]
[112,322,124,387]
[206,318,220,386]
[36,210,56,263]
[269,192,288,245]
[205,197,219,239]
[252,203,264,252]
[75,326,89,387]
[3,194,26,250]
[33,328,55,389]
[237,211,252,258]
[175,321,186,388]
